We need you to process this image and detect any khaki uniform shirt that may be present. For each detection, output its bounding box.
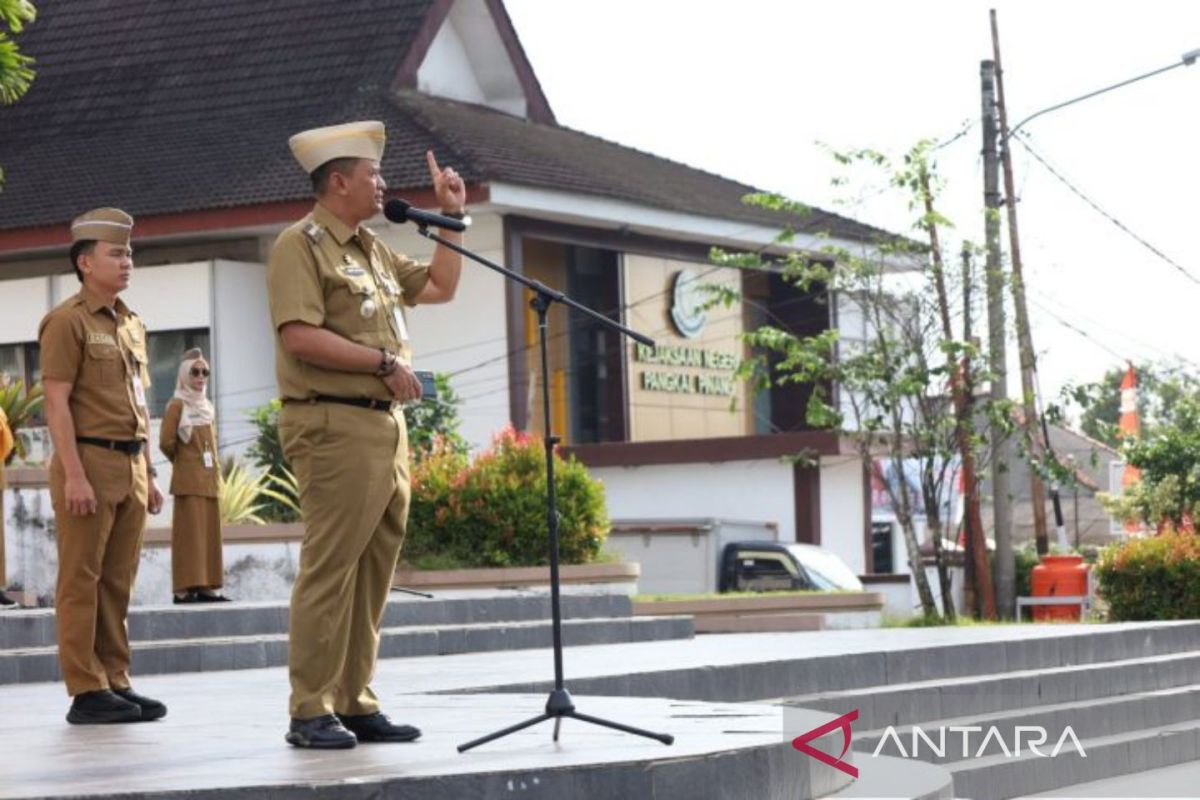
[159,398,219,498]
[38,287,151,442]
[267,203,430,401]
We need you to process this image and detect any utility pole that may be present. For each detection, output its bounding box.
[990,9,1050,555]
[981,59,1015,616]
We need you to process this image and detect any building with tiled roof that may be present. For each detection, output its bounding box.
[0,0,907,578]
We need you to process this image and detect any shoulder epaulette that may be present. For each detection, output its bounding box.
[303,222,325,244]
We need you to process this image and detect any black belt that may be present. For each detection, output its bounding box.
[77,436,144,455]
[284,395,396,412]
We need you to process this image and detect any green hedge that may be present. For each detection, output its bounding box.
[1095,533,1200,620]
[403,426,609,568]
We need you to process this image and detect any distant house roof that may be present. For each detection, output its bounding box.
[0,0,892,247]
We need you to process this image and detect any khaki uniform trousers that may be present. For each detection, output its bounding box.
[49,446,148,696]
[280,401,410,719]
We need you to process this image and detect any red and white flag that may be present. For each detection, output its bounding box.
[1118,364,1143,533]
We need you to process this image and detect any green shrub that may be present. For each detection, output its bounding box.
[1014,545,1042,599]
[404,426,609,568]
[245,398,296,522]
[405,373,468,460]
[1095,533,1200,620]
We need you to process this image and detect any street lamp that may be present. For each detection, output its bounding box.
[1007,48,1200,141]
[990,40,1199,558]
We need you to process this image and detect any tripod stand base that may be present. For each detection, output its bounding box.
[457,689,674,752]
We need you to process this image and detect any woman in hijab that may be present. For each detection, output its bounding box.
[159,349,228,603]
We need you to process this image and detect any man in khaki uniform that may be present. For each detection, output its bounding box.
[39,208,167,724]
[268,121,463,749]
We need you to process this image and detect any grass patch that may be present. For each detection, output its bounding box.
[634,589,855,603]
[400,552,622,572]
[880,612,1102,628]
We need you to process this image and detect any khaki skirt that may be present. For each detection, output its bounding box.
[171,495,223,592]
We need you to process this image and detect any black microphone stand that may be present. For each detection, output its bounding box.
[411,224,674,752]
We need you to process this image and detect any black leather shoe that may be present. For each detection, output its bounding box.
[173,591,201,604]
[113,687,167,721]
[337,712,421,743]
[285,715,357,749]
[66,689,142,724]
[0,590,17,607]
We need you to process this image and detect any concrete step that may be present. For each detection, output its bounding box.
[467,622,1200,704]
[0,591,635,649]
[0,615,694,685]
[855,684,1200,764]
[783,650,1200,731]
[947,718,1200,800]
[821,755,954,800]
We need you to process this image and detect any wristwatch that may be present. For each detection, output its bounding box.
[375,348,399,377]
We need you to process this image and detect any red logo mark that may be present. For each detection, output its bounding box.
[791,709,859,779]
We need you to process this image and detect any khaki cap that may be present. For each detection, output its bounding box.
[288,120,386,174]
[70,207,133,245]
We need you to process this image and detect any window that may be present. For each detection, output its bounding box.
[734,552,797,592]
[147,329,211,418]
[565,245,624,444]
[0,342,39,388]
[0,341,43,423]
[0,331,209,422]
[741,269,833,433]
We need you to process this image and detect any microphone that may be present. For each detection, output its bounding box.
[384,199,468,232]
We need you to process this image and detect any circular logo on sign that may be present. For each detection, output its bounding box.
[670,269,707,339]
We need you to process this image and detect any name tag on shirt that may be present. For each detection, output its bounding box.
[392,306,409,343]
[131,373,147,408]
[203,450,214,469]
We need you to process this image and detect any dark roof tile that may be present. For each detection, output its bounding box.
[0,0,892,246]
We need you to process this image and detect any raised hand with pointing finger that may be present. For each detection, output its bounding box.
[427,150,466,215]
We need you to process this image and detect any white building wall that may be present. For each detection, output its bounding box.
[2,263,210,344]
[819,455,867,575]
[212,259,276,461]
[417,0,527,117]
[418,10,487,105]
[375,212,510,452]
[51,261,211,332]
[590,459,796,544]
[0,277,51,344]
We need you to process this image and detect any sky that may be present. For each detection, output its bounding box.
[504,0,1200,408]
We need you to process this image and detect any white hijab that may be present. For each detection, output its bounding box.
[174,348,215,443]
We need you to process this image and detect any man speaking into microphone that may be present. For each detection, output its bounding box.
[266,120,464,749]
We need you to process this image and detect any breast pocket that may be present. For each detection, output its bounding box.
[334,269,388,332]
[84,343,122,383]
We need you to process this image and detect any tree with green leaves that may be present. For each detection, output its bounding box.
[1064,363,1200,449]
[1101,392,1200,533]
[0,0,37,189]
[710,141,1008,620]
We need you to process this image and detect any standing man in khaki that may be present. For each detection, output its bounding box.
[268,121,463,749]
[39,208,167,724]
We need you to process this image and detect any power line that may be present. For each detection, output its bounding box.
[1025,296,1128,362]
[1015,134,1200,288]
[1025,282,1200,372]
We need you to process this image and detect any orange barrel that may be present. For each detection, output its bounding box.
[1030,554,1089,621]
